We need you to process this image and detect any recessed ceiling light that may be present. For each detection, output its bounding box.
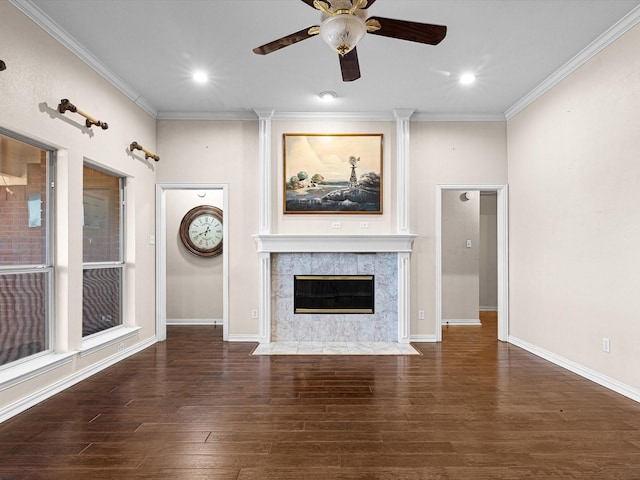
[460,73,476,85]
[192,71,208,83]
[319,90,337,101]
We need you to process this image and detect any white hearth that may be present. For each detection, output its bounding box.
[253,234,416,344]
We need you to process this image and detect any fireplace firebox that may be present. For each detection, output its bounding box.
[294,275,375,314]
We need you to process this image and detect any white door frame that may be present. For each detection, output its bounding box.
[435,184,509,342]
[156,183,229,342]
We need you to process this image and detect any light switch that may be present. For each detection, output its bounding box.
[466,239,472,248]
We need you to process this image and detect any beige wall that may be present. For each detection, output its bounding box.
[272,120,396,234]
[507,23,640,390]
[156,119,508,339]
[409,122,508,337]
[165,189,224,322]
[156,120,260,335]
[479,194,498,309]
[0,2,157,408]
[442,190,480,321]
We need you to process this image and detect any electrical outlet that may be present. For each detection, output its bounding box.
[418,310,425,320]
[117,342,124,352]
[360,222,370,228]
[331,222,341,229]
[602,337,610,353]
[251,309,258,319]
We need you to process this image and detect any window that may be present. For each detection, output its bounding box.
[82,164,124,337]
[0,130,53,367]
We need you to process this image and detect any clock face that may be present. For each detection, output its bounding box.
[179,205,223,257]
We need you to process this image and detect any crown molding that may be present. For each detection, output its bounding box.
[9,0,158,118]
[157,110,508,122]
[156,110,258,121]
[411,112,506,122]
[505,4,640,120]
[272,111,397,122]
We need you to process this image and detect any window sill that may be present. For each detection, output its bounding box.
[80,326,141,357]
[0,352,76,392]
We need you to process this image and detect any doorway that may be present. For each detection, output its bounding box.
[435,184,508,342]
[156,183,229,342]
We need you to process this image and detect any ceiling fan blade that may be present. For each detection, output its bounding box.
[299,0,318,8]
[253,27,319,55]
[340,48,361,82]
[364,0,378,7]
[366,17,447,45]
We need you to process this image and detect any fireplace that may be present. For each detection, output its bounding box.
[252,234,416,343]
[294,275,374,314]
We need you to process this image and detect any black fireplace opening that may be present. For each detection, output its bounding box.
[294,275,374,314]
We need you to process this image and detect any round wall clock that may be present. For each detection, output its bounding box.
[179,205,223,257]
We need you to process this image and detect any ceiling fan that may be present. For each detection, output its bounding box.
[252,0,447,82]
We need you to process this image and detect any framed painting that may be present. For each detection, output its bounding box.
[283,133,383,214]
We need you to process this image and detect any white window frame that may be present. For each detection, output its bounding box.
[81,162,126,340]
[0,128,55,370]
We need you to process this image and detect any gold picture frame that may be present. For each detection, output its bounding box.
[283,133,383,214]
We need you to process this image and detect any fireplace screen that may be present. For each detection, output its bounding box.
[294,275,374,314]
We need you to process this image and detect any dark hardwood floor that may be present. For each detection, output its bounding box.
[1,312,639,479]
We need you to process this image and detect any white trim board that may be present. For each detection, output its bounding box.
[227,334,262,343]
[166,319,223,326]
[156,184,230,342]
[435,184,509,342]
[410,335,437,343]
[509,336,640,404]
[442,319,482,326]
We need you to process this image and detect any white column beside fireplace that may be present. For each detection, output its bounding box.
[253,234,416,344]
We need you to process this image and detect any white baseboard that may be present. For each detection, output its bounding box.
[0,336,157,423]
[166,318,222,325]
[442,318,482,326]
[480,306,498,311]
[410,334,437,343]
[227,334,261,342]
[508,335,640,404]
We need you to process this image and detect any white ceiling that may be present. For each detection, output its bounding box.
[17,0,640,119]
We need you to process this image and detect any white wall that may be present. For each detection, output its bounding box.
[0,2,157,409]
[508,22,640,391]
[165,189,224,323]
[442,190,480,322]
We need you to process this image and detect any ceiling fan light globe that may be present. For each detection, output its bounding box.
[320,14,367,56]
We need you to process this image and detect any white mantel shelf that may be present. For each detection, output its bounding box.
[252,234,417,254]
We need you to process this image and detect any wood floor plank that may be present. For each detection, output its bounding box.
[1,312,639,479]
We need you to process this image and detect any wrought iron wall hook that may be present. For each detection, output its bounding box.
[129,141,160,162]
[57,98,109,130]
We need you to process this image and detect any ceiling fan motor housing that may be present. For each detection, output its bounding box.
[320,9,368,55]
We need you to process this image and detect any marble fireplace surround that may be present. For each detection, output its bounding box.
[253,234,416,344]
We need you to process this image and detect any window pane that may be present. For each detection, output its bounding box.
[0,272,48,367]
[82,267,122,337]
[0,133,48,266]
[83,165,121,263]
